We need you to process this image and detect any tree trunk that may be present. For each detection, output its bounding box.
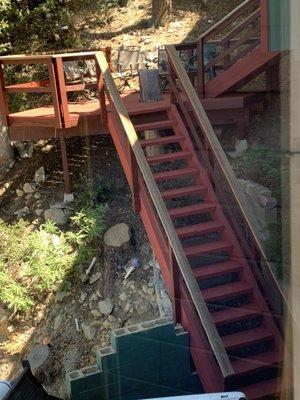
[0,115,13,175]
[152,0,172,27]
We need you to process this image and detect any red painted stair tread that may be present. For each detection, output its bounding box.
[193,261,243,280]
[153,167,199,182]
[203,281,253,302]
[147,151,191,164]
[222,327,274,350]
[169,203,216,218]
[184,240,234,258]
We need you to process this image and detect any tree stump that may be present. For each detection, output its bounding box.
[103,223,132,297]
[144,130,164,157]
[27,344,53,385]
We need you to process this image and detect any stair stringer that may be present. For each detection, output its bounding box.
[108,111,226,393]
[205,48,281,98]
[169,104,283,356]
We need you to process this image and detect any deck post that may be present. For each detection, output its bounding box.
[260,0,269,51]
[96,60,108,125]
[129,146,140,213]
[169,247,181,323]
[197,38,205,98]
[59,131,72,196]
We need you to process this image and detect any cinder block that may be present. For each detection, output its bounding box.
[66,370,86,396]
[160,361,191,384]
[161,332,189,353]
[119,357,160,380]
[117,340,160,366]
[96,346,118,371]
[121,390,143,400]
[81,365,101,390]
[98,382,122,400]
[178,372,203,393]
[110,328,130,351]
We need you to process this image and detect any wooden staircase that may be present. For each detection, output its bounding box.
[205,48,280,97]
[176,0,281,100]
[109,99,285,399]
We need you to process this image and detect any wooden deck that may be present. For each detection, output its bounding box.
[9,91,264,141]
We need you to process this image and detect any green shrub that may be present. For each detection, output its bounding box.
[234,145,284,199]
[265,221,283,279]
[0,261,34,313]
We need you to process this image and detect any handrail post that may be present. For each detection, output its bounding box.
[53,57,71,128]
[260,0,269,51]
[169,62,177,105]
[197,38,205,98]
[169,245,181,323]
[129,146,140,213]
[100,70,108,125]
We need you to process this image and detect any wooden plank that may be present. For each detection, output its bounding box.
[201,0,259,42]
[165,44,289,315]
[53,57,71,128]
[47,59,63,129]
[205,24,260,70]
[95,50,234,379]
[220,9,260,45]
[0,61,10,126]
[5,80,52,93]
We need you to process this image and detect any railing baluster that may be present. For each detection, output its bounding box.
[197,38,205,98]
[169,246,181,323]
[129,145,140,213]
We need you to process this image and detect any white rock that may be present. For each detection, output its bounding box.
[44,208,68,226]
[108,315,116,322]
[23,183,36,194]
[34,192,41,200]
[55,291,70,302]
[98,300,113,316]
[91,309,101,318]
[80,292,87,303]
[119,293,128,301]
[16,189,24,197]
[54,314,62,331]
[34,167,46,185]
[104,223,130,247]
[90,272,101,284]
[82,323,96,340]
[35,208,43,217]
[227,139,248,158]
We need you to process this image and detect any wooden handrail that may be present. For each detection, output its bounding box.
[94,51,234,379]
[200,0,260,42]
[165,44,290,315]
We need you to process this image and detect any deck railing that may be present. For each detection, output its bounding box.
[165,44,289,331]
[0,48,111,129]
[175,0,266,97]
[94,51,235,387]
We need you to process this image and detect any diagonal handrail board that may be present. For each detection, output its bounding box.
[200,0,260,42]
[165,44,290,314]
[94,51,234,379]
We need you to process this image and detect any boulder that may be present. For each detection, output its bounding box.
[104,223,130,247]
[23,182,36,194]
[34,167,46,185]
[44,208,68,226]
[98,300,113,316]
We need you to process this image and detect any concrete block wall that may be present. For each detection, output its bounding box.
[66,318,203,400]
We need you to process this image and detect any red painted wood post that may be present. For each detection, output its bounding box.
[197,38,205,98]
[260,0,269,51]
[169,245,181,323]
[0,61,9,126]
[129,146,140,213]
[95,56,108,125]
[47,59,63,129]
[53,57,71,128]
[169,62,177,105]
[59,131,72,194]
[224,41,230,69]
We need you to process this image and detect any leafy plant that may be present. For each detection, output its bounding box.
[265,221,283,279]
[234,145,285,199]
[69,204,107,244]
[0,261,34,313]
